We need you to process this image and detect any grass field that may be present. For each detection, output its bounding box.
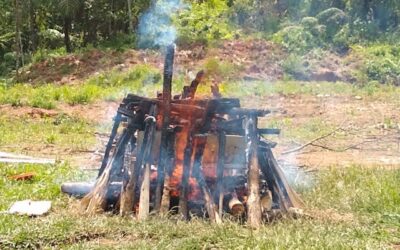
[0,163,399,249]
[0,68,399,249]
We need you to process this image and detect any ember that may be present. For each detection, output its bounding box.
[62,45,303,228]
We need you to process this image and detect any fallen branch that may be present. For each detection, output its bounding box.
[0,152,55,164]
[282,127,343,155]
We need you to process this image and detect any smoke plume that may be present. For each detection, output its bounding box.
[137,0,185,48]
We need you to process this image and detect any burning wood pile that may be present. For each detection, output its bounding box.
[63,45,303,228]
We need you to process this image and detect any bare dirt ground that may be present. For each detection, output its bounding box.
[262,94,400,168]
[3,92,398,170]
[19,40,286,84]
[20,39,362,86]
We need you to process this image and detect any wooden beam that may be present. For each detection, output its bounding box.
[138,163,150,220]
[246,115,262,229]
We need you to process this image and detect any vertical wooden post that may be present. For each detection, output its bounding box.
[138,163,151,220]
[99,113,122,177]
[216,131,226,217]
[155,44,175,212]
[120,106,156,216]
[160,131,176,214]
[82,122,135,214]
[246,115,262,229]
[192,135,221,224]
[178,132,193,220]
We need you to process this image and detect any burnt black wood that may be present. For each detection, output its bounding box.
[98,112,122,177]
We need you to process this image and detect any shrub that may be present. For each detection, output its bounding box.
[272,25,320,54]
[353,44,400,85]
[301,17,318,30]
[333,25,351,52]
[30,95,56,110]
[316,8,348,40]
[39,29,64,49]
[175,0,236,46]
[282,54,309,80]
[204,58,239,79]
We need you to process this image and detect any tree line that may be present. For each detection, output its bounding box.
[1,0,399,77]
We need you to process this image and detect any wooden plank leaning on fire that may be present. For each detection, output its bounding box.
[155,45,174,213]
[245,114,263,229]
[192,135,222,224]
[81,108,144,214]
[120,104,157,217]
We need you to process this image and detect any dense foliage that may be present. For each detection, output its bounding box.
[1,0,400,79]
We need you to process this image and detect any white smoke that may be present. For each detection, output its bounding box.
[137,0,186,48]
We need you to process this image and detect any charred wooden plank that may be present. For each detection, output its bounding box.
[245,115,262,228]
[154,45,175,213]
[192,135,221,224]
[82,117,138,214]
[98,113,122,177]
[178,131,194,220]
[229,108,270,117]
[120,106,156,216]
[216,131,226,217]
[159,131,176,214]
[258,128,281,135]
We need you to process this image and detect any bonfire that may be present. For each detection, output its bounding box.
[62,45,303,228]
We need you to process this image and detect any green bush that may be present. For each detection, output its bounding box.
[175,0,236,46]
[332,25,351,52]
[99,33,136,51]
[353,44,400,85]
[228,0,280,34]
[365,58,400,85]
[39,29,64,49]
[300,17,318,30]
[316,8,348,40]
[272,25,320,54]
[30,95,56,110]
[282,54,309,80]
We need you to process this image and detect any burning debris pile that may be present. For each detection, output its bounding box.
[62,45,303,228]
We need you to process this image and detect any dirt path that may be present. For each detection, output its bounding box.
[260,94,400,168]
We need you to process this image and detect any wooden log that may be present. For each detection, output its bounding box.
[228,192,245,217]
[260,190,273,213]
[192,135,221,224]
[216,131,226,217]
[119,142,137,216]
[138,163,150,220]
[159,132,176,215]
[178,132,193,220]
[98,113,122,177]
[199,179,222,224]
[82,124,134,214]
[120,107,156,216]
[258,148,304,212]
[155,45,174,213]
[245,115,262,229]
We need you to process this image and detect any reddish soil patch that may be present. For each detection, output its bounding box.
[0,105,59,118]
[260,94,400,168]
[20,39,287,85]
[212,39,286,81]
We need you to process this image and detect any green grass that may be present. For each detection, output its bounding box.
[261,117,336,142]
[0,64,163,109]
[0,164,398,249]
[1,65,399,111]
[218,80,400,102]
[0,113,96,153]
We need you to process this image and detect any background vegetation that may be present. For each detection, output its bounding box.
[1,0,400,83]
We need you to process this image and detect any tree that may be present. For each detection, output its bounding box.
[14,0,22,78]
[58,0,80,52]
[127,0,134,32]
